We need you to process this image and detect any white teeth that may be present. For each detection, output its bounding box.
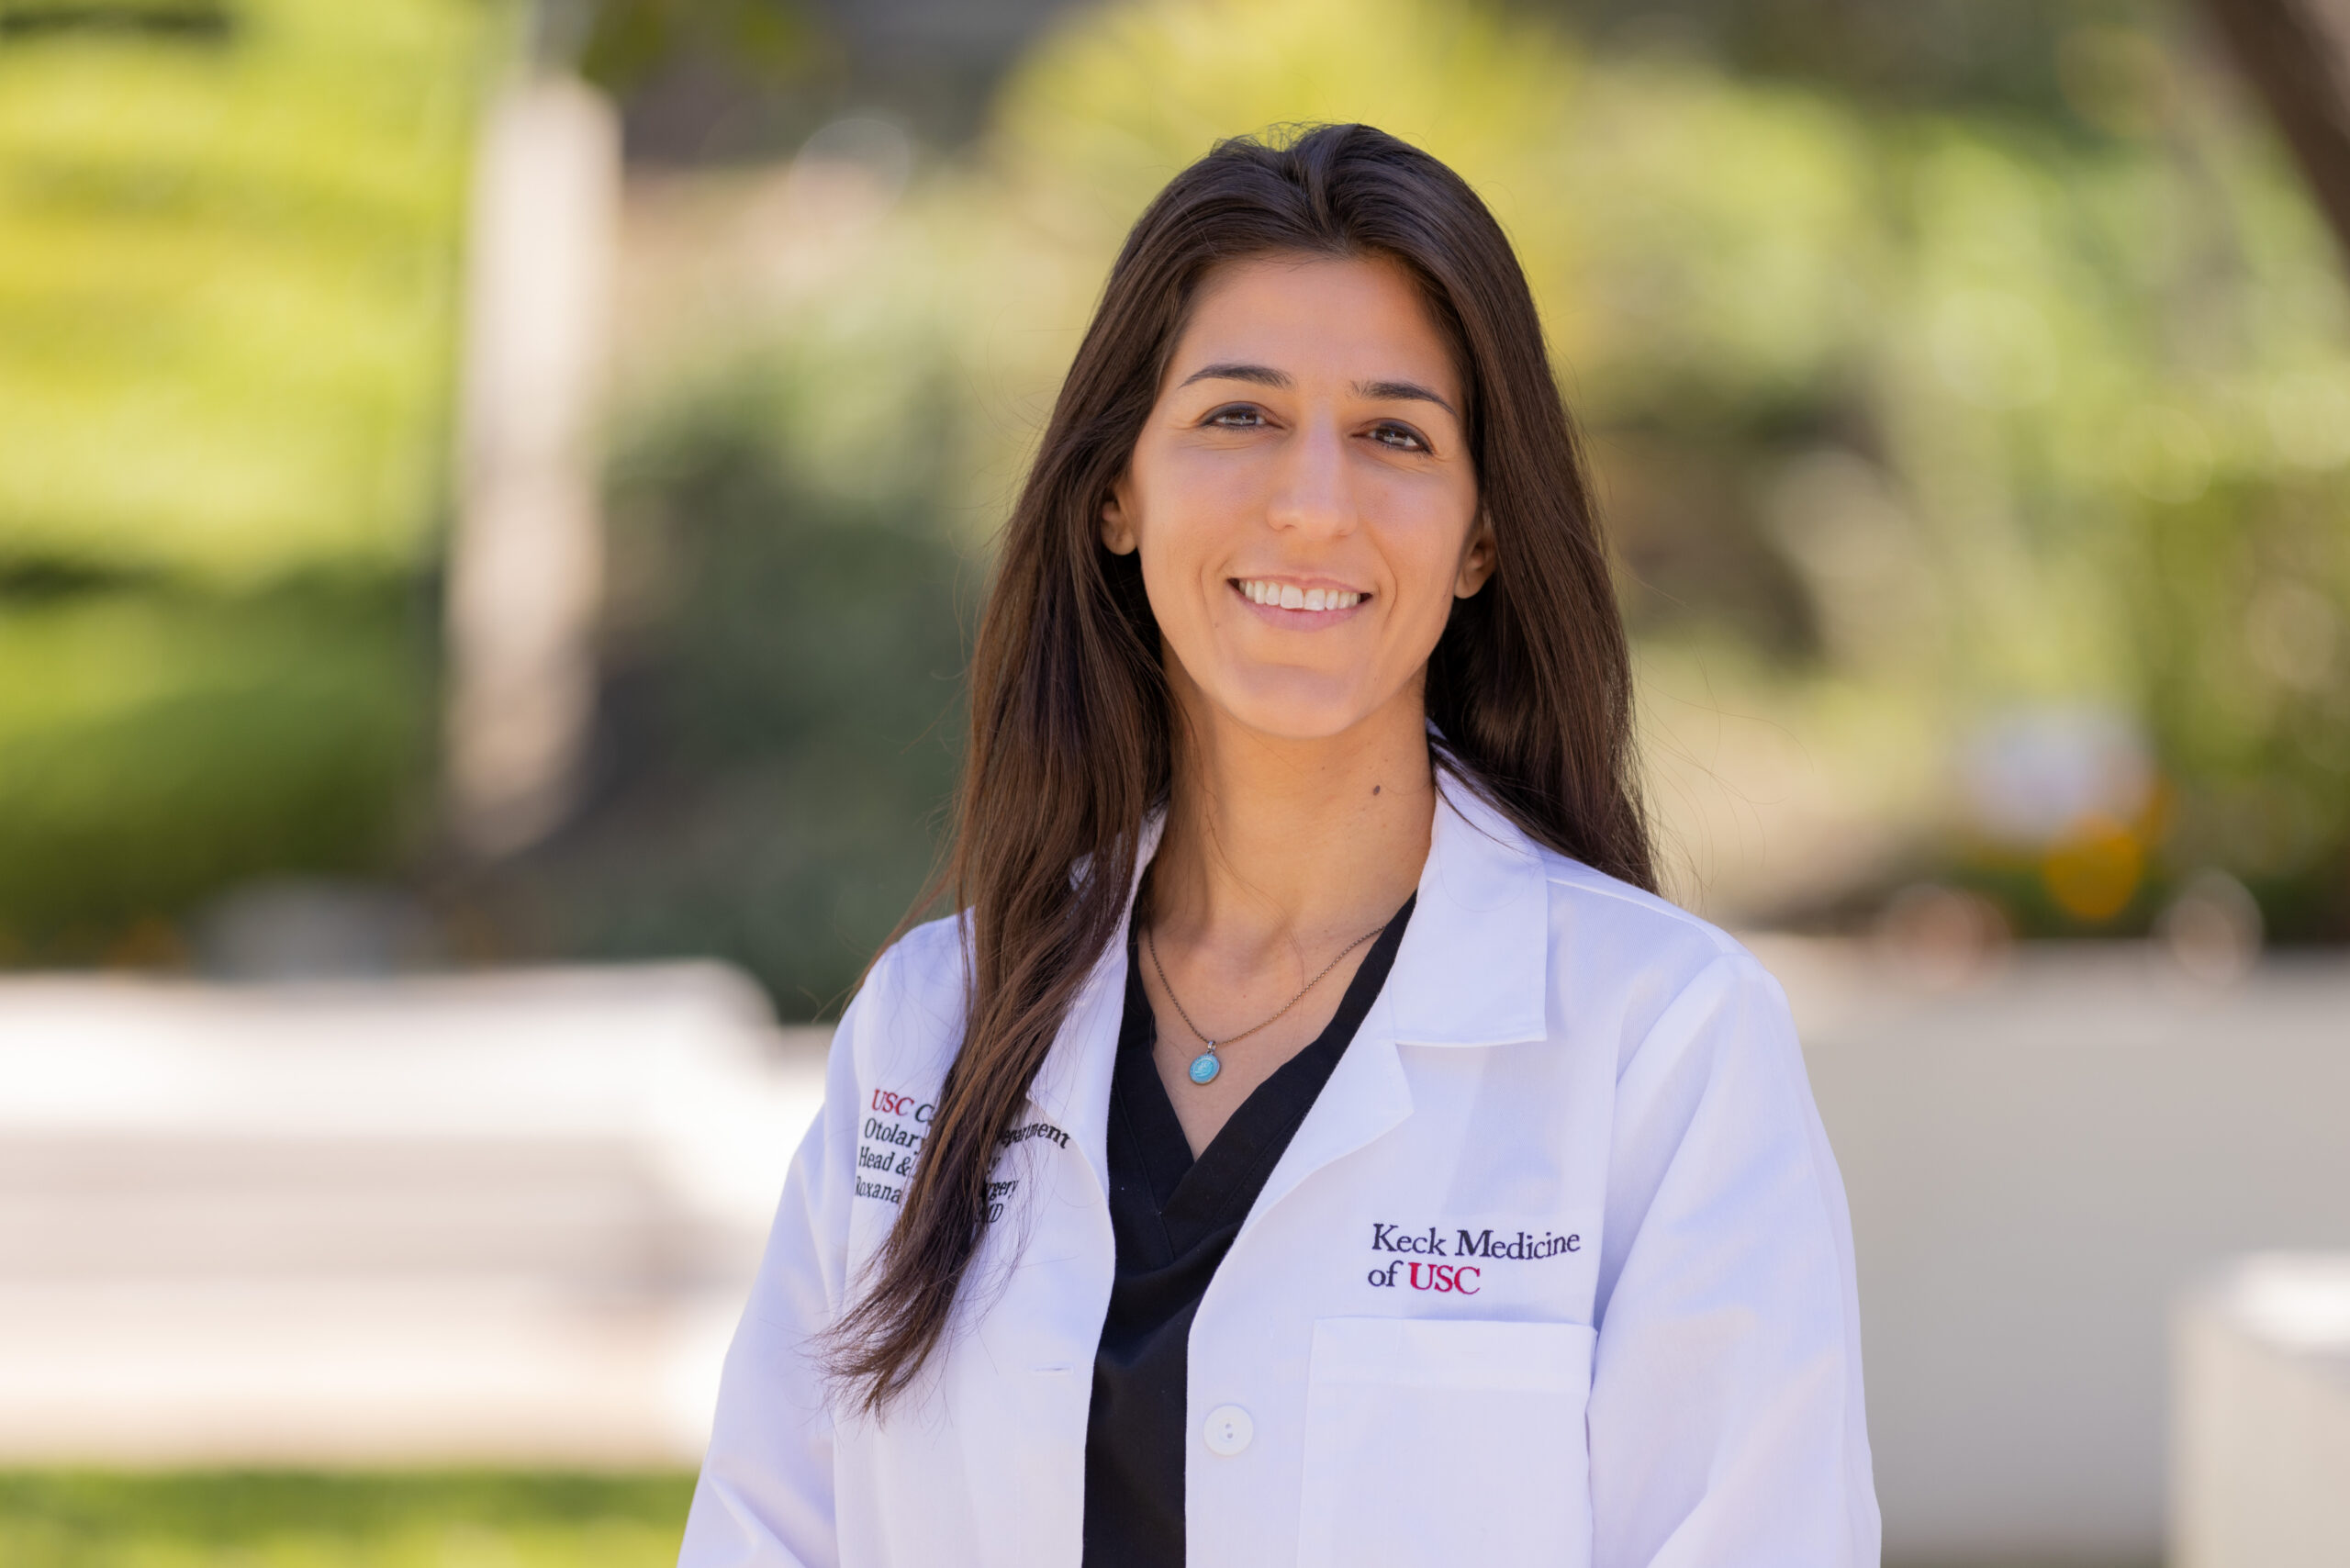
[1238,580,1362,610]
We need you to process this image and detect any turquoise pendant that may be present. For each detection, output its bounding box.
[1187,1049,1221,1085]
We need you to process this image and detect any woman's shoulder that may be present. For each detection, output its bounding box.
[1528,848,1796,1064]
[834,913,970,1087]
[1534,849,1756,970]
[868,911,969,997]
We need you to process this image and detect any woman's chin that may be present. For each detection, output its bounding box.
[1195,672,1408,745]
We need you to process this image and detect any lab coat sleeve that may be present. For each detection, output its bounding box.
[678,970,873,1568]
[1586,952,1880,1567]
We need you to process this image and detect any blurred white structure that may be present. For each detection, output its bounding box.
[0,966,823,1464]
[445,75,621,857]
[2,939,2345,1559]
[2173,1255,2350,1568]
[1767,941,2350,1565]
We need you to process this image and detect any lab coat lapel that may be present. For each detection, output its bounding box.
[1024,813,1167,1196]
[952,818,1165,1567]
[1240,778,1552,1230]
[1384,775,1552,1049]
[1242,991,1416,1232]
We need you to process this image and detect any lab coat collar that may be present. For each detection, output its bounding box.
[1385,772,1552,1048]
[1228,776,1552,1267]
[1025,772,1550,1132]
[1023,812,1166,1166]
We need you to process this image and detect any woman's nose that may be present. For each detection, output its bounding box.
[1264,420,1356,537]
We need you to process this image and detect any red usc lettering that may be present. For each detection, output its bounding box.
[868,1088,934,1124]
[1404,1261,1482,1294]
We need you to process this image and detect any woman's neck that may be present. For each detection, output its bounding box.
[1147,678,1437,965]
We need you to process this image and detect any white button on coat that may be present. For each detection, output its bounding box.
[1203,1405,1253,1457]
[681,780,1880,1567]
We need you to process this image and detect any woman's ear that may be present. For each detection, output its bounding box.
[1100,477,1139,555]
[1454,510,1497,599]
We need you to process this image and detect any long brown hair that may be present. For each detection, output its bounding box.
[826,123,1651,1412]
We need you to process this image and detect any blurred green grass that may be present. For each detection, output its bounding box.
[0,1471,2151,1568]
[0,1471,693,1568]
[0,1476,2152,1568]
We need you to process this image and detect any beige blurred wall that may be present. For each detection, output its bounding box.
[2172,1255,2350,1568]
[1771,941,2350,1564]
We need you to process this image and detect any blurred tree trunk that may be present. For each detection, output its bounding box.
[2203,0,2350,263]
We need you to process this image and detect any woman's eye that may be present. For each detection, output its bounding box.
[1371,422,1429,453]
[1205,405,1266,429]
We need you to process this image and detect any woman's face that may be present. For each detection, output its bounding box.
[1102,253,1494,743]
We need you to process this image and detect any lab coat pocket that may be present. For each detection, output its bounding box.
[1296,1316,1595,1568]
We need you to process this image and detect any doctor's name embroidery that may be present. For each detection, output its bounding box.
[854,1086,1066,1222]
[1364,1222,1582,1294]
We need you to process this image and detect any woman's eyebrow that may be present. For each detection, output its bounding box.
[1355,378,1457,417]
[1175,363,1458,419]
[1177,361,1291,390]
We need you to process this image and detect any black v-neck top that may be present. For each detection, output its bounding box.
[1080,895,1416,1568]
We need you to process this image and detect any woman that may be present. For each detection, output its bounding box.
[680,124,1877,1567]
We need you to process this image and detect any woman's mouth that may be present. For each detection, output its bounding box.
[1232,577,1368,613]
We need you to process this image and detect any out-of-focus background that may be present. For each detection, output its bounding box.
[2,0,2346,1562]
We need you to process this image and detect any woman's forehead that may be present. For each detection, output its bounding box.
[1166,253,1462,403]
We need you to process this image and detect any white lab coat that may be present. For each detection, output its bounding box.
[681,779,1880,1567]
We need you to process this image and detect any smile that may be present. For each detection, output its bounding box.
[1234,578,1367,612]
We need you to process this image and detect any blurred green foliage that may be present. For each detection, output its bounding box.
[576,0,821,99]
[0,0,494,579]
[1521,0,2143,118]
[0,1470,691,1567]
[7,0,2349,985]
[583,0,2348,960]
[0,0,500,956]
[0,579,433,948]
[498,371,970,1015]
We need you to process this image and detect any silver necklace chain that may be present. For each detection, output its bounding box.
[1145,918,1386,1055]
